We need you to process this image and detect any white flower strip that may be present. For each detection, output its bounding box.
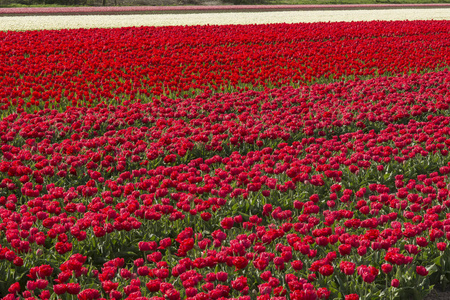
[1,8,450,31]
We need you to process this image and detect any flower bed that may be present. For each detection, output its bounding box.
[1,20,450,300]
[1,4,450,16]
[2,9,450,31]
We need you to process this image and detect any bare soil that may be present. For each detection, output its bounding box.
[424,285,450,300]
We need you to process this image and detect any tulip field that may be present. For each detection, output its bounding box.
[2,19,450,300]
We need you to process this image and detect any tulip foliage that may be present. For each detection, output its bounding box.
[1,20,450,300]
